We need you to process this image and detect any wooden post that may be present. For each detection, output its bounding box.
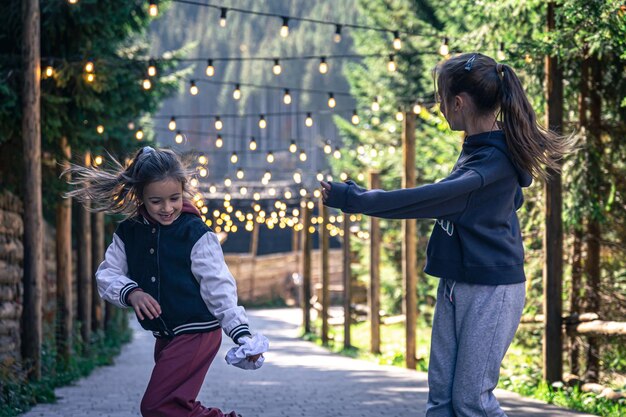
[543,1,564,383]
[301,200,312,334]
[369,172,381,354]
[403,112,418,369]
[56,138,72,365]
[249,221,259,300]
[21,0,43,381]
[320,199,330,345]
[91,212,105,332]
[77,154,92,348]
[343,214,352,349]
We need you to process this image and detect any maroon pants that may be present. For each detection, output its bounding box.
[140,331,239,417]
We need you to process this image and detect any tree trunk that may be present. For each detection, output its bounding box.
[91,212,105,332]
[403,112,417,369]
[21,0,43,381]
[584,54,603,383]
[320,200,330,346]
[542,1,564,383]
[76,155,92,349]
[301,202,312,334]
[56,138,72,366]
[342,214,352,349]
[369,172,381,355]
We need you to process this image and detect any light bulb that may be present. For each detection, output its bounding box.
[215,135,223,148]
[299,150,307,162]
[293,172,302,183]
[85,61,94,73]
[233,84,241,100]
[396,108,404,121]
[94,155,103,166]
[305,113,313,127]
[264,170,272,180]
[199,168,208,177]
[175,130,183,144]
[334,24,342,43]
[372,97,380,111]
[259,115,267,129]
[283,89,292,104]
[249,137,257,150]
[224,177,231,187]
[149,1,158,17]
[316,172,324,181]
[524,54,533,64]
[236,168,244,179]
[215,117,223,131]
[333,147,341,159]
[497,42,506,61]
[44,66,54,77]
[280,17,289,38]
[299,188,307,197]
[285,191,292,199]
[148,60,157,76]
[324,141,332,154]
[267,151,274,163]
[96,125,104,134]
[230,152,238,164]
[393,31,402,50]
[319,57,328,74]
[387,54,396,72]
[327,93,336,108]
[209,184,217,193]
[86,73,95,83]
[142,78,152,90]
[136,129,144,140]
[198,155,208,165]
[219,8,227,27]
[189,80,198,95]
[272,59,282,75]
[439,37,449,56]
[289,140,297,153]
[206,60,215,77]
[413,103,422,114]
[351,110,360,125]
[168,117,176,131]
[240,186,247,195]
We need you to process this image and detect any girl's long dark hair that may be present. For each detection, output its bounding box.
[435,53,573,180]
[64,146,192,218]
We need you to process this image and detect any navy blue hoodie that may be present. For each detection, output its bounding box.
[324,130,533,285]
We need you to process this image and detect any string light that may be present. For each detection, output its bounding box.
[387,54,397,72]
[393,31,402,50]
[283,89,292,104]
[175,130,184,143]
[199,167,208,177]
[299,188,307,197]
[85,73,95,83]
[249,137,257,150]
[148,59,157,77]
[198,155,208,165]
[215,116,223,130]
[327,93,336,108]
[316,172,324,181]
[209,184,217,193]
[240,186,248,195]
[68,0,78,4]
[497,42,506,61]
[280,17,289,38]
[396,107,404,121]
[168,117,176,131]
[333,147,341,159]
[236,167,245,179]
[351,110,360,125]
[230,152,238,164]
[305,113,313,127]
[259,114,267,129]
[44,65,54,78]
[224,177,232,187]
[293,172,302,183]
[285,190,292,199]
[371,96,380,111]
[264,170,272,181]
[319,57,328,74]
[149,0,158,17]
[142,78,152,90]
[136,128,144,140]
[439,37,449,56]
[94,155,104,166]
[254,193,261,201]
[334,24,342,43]
[524,54,533,64]
[206,59,215,77]
[85,61,94,73]
[289,140,297,153]
[233,83,242,100]
[215,134,223,148]
[266,151,275,163]
[272,59,282,75]
[340,172,348,181]
[96,125,104,134]
[324,141,332,154]
[189,80,199,95]
[219,8,227,27]
[299,149,307,161]
[413,102,422,114]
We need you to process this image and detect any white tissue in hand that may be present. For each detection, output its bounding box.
[225,333,269,370]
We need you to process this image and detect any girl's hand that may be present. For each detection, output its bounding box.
[320,181,331,202]
[128,289,161,320]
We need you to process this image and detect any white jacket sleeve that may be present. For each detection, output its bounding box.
[191,231,251,343]
[95,233,139,308]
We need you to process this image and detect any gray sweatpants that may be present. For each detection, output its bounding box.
[426,279,526,417]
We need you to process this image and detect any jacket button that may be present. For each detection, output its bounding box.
[152,228,156,234]
[151,276,156,282]
[149,248,155,254]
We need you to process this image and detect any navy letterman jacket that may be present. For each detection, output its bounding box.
[95,209,251,343]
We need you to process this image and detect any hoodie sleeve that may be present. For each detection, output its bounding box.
[325,168,483,220]
[95,233,139,308]
[190,231,251,344]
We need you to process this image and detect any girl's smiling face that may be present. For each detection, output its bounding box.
[142,178,184,225]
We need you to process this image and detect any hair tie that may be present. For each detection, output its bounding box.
[142,146,155,155]
[496,63,504,76]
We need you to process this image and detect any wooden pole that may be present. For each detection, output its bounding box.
[320,199,330,345]
[56,138,72,365]
[301,200,312,334]
[403,112,418,369]
[249,221,259,300]
[542,2,564,383]
[91,212,105,332]
[343,214,352,349]
[21,0,43,381]
[369,172,381,354]
[77,154,92,349]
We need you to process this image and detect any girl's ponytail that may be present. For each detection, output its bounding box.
[498,64,570,180]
